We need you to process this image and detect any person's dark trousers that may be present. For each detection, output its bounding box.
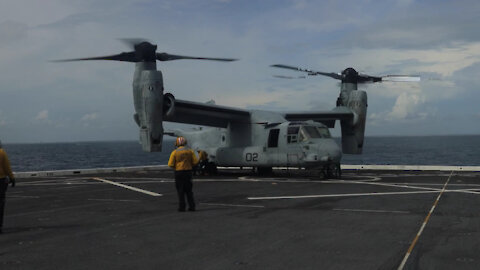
[174,171,195,211]
[0,181,8,231]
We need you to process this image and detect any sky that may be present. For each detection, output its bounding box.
[0,0,479,143]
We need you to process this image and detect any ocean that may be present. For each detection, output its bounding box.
[3,135,480,172]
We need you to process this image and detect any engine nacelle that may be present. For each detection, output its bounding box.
[137,70,164,152]
[340,90,367,154]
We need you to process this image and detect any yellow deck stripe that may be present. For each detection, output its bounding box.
[397,171,453,269]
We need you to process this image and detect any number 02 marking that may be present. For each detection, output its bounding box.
[245,153,258,162]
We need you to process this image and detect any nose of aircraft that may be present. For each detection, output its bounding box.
[304,140,342,163]
[328,142,342,162]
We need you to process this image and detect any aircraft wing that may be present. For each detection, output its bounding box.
[283,107,354,128]
[164,99,251,127]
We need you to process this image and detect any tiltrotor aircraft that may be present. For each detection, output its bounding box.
[57,40,419,178]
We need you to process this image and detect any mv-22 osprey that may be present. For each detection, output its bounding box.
[57,40,419,178]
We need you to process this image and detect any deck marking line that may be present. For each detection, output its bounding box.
[248,190,440,200]
[333,208,409,214]
[344,180,480,195]
[92,177,162,197]
[7,195,40,199]
[87,198,141,202]
[200,203,265,208]
[397,170,453,270]
[248,191,440,200]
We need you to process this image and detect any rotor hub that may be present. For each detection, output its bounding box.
[341,67,359,83]
[134,42,157,62]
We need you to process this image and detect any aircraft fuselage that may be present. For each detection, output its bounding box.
[176,115,342,170]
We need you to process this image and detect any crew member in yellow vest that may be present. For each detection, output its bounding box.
[168,137,199,212]
[0,140,15,234]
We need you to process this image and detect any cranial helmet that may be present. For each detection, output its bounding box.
[175,136,187,147]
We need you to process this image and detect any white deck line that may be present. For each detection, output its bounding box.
[12,164,480,178]
[92,177,162,197]
[341,164,480,171]
[14,165,170,178]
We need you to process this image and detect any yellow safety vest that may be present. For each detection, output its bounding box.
[168,146,199,171]
[0,149,14,179]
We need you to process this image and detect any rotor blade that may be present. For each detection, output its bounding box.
[273,75,306,79]
[156,53,237,62]
[308,71,343,80]
[356,74,382,83]
[118,38,150,49]
[51,52,137,62]
[271,64,314,73]
[271,64,342,80]
[381,75,421,82]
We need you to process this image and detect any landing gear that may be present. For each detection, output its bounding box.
[321,163,341,179]
[205,162,218,175]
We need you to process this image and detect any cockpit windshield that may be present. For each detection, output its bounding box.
[287,125,331,143]
[304,126,331,138]
[316,127,331,138]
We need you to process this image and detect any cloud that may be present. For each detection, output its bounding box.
[81,113,98,121]
[0,20,28,46]
[34,110,49,121]
[387,92,426,120]
[0,111,6,126]
[337,1,480,50]
[1,0,480,142]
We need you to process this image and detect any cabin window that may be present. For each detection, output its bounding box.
[287,126,299,143]
[268,129,280,148]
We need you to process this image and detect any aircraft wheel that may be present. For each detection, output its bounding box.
[321,165,330,179]
[205,162,218,175]
[322,163,340,179]
[332,163,341,179]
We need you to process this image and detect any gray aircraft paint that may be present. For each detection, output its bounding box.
[56,41,418,176]
[133,62,164,152]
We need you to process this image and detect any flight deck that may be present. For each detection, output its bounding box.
[1,166,480,270]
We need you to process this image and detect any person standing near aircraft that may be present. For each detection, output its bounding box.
[168,137,198,212]
[0,140,15,234]
[196,150,208,176]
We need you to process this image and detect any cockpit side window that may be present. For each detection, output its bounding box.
[287,125,331,143]
[317,127,331,138]
[303,126,321,138]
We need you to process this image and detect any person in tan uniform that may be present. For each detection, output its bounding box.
[0,140,15,233]
[197,150,208,176]
[168,137,198,212]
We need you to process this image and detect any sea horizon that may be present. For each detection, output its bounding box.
[3,134,480,172]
